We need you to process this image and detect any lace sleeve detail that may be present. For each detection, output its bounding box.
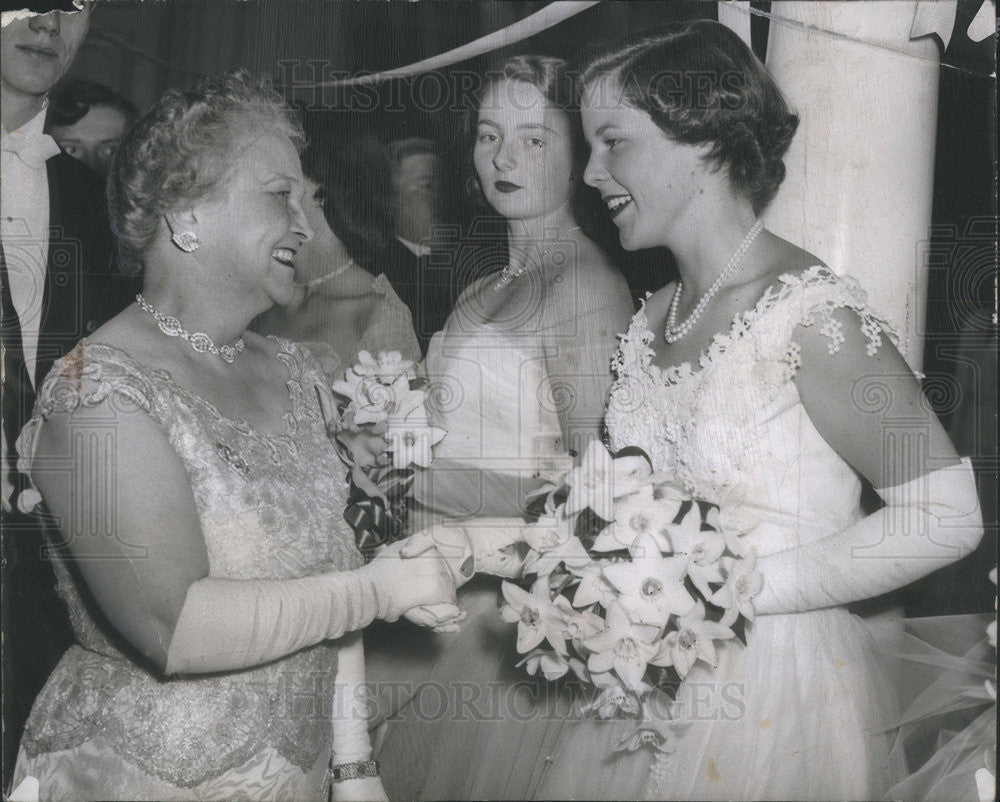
[15,341,161,479]
[751,266,901,376]
[610,298,655,380]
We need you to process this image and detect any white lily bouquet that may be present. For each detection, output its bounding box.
[499,440,763,754]
[316,350,446,559]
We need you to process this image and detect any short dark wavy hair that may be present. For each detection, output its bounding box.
[581,20,799,214]
[46,79,138,131]
[299,113,394,270]
[107,71,304,276]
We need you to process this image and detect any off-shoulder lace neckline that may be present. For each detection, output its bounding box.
[73,337,309,443]
[637,264,831,385]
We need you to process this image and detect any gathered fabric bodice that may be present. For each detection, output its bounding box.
[15,338,361,789]
[607,265,897,556]
[414,275,575,518]
[302,272,421,379]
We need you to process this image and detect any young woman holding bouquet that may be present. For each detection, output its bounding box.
[365,55,646,799]
[547,19,982,800]
[383,20,985,802]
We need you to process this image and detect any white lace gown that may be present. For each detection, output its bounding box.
[572,265,903,801]
[11,340,361,801]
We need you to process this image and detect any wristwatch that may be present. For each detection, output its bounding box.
[328,759,380,783]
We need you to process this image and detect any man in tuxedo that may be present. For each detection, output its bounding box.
[2,5,133,788]
[385,138,456,353]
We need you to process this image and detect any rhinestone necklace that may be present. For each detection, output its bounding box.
[663,219,764,344]
[494,226,582,290]
[135,294,246,363]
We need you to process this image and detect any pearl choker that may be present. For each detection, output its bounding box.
[135,294,246,363]
[663,220,764,344]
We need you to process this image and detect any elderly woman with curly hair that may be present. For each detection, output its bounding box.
[252,120,421,380]
[10,73,460,802]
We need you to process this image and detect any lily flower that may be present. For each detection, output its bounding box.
[592,486,675,554]
[332,373,412,427]
[661,501,704,554]
[658,600,735,678]
[384,390,446,469]
[708,482,764,554]
[500,579,571,655]
[573,562,618,608]
[577,669,645,718]
[523,508,592,577]
[524,469,570,515]
[602,534,695,626]
[616,692,681,753]
[565,440,616,520]
[517,649,570,681]
[582,602,660,691]
[710,551,764,624]
[651,481,688,518]
[662,509,727,598]
[562,608,605,650]
[337,429,389,469]
[609,449,658,498]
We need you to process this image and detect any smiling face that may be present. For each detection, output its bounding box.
[581,77,708,251]
[473,79,574,222]
[50,104,129,175]
[1,10,91,100]
[193,131,313,308]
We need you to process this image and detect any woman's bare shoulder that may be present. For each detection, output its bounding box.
[85,306,163,365]
[562,236,631,304]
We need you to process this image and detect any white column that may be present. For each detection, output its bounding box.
[763,1,950,371]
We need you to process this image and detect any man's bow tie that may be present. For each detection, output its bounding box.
[2,130,61,170]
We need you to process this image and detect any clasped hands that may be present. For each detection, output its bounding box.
[368,525,475,634]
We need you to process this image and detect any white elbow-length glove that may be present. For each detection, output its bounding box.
[328,632,388,802]
[754,458,983,615]
[165,553,458,675]
[400,518,532,587]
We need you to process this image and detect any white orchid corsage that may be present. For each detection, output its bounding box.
[316,350,446,558]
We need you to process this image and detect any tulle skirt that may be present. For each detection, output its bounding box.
[882,613,996,802]
[366,583,994,802]
[637,607,905,801]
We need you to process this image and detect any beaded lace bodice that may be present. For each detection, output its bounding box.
[16,339,361,787]
[606,266,899,556]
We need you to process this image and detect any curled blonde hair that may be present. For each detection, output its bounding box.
[108,71,304,275]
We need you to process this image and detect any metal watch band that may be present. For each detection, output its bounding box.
[328,759,379,783]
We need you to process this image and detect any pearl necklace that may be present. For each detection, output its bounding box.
[663,219,764,344]
[494,226,582,290]
[305,258,356,290]
[135,294,246,363]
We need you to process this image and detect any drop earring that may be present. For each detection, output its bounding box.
[171,231,200,253]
